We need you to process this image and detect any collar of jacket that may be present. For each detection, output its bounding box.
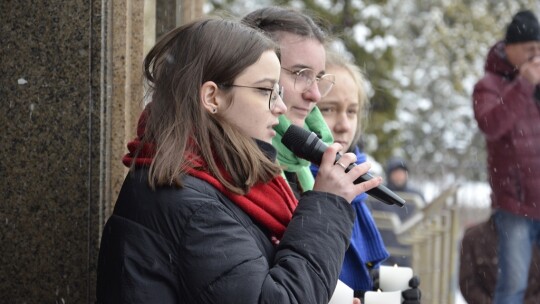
[255,138,277,162]
[485,40,519,79]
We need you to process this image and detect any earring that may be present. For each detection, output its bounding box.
[212,108,217,114]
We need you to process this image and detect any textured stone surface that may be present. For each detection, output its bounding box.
[0,0,102,302]
[0,0,203,302]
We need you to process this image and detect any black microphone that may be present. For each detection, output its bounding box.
[281,124,405,207]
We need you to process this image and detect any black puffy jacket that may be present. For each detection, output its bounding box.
[96,169,355,303]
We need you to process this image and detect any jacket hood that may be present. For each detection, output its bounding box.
[484,41,518,79]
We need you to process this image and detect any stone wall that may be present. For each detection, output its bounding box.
[0,0,204,302]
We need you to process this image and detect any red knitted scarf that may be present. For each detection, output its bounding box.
[122,108,298,242]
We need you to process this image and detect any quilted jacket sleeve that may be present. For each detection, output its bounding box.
[97,172,355,304]
[179,190,355,304]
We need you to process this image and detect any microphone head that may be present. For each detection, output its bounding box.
[282,125,406,207]
[281,124,327,165]
[281,125,311,151]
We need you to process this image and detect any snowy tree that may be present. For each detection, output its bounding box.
[386,0,539,190]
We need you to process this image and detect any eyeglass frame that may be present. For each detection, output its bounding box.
[281,67,335,97]
[218,83,284,110]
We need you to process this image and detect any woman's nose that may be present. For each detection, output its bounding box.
[302,81,322,103]
[334,113,351,132]
[272,95,287,115]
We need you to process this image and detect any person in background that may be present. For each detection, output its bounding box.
[95,17,381,303]
[459,214,540,304]
[242,6,337,197]
[366,157,423,268]
[311,50,389,297]
[243,8,386,304]
[384,157,424,204]
[314,49,421,304]
[472,9,540,304]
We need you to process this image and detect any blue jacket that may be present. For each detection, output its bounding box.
[310,146,389,291]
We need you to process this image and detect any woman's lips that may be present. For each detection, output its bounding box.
[334,140,349,147]
[291,107,309,116]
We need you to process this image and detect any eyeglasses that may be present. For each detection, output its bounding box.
[220,83,284,110]
[281,67,335,97]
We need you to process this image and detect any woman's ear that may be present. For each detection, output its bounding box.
[200,81,223,114]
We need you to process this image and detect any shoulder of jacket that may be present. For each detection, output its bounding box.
[476,72,506,88]
[182,176,257,229]
[182,175,221,197]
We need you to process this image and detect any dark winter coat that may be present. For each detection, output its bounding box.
[459,215,540,304]
[473,41,540,220]
[96,169,355,304]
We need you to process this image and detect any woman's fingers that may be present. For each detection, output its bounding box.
[313,143,382,202]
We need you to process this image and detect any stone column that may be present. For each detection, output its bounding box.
[0,0,144,302]
[0,0,205,302]
[180,0,205,24]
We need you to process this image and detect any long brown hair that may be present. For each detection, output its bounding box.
[141,18,281,194]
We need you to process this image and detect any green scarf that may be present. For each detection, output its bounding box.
[273,106,334,191]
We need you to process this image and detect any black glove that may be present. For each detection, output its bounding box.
[402,276,421,304]
[370,268,380,291]
[370,268,421,303]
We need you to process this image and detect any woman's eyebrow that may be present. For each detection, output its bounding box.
[253,78,278,86]
[287,64,310,71]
